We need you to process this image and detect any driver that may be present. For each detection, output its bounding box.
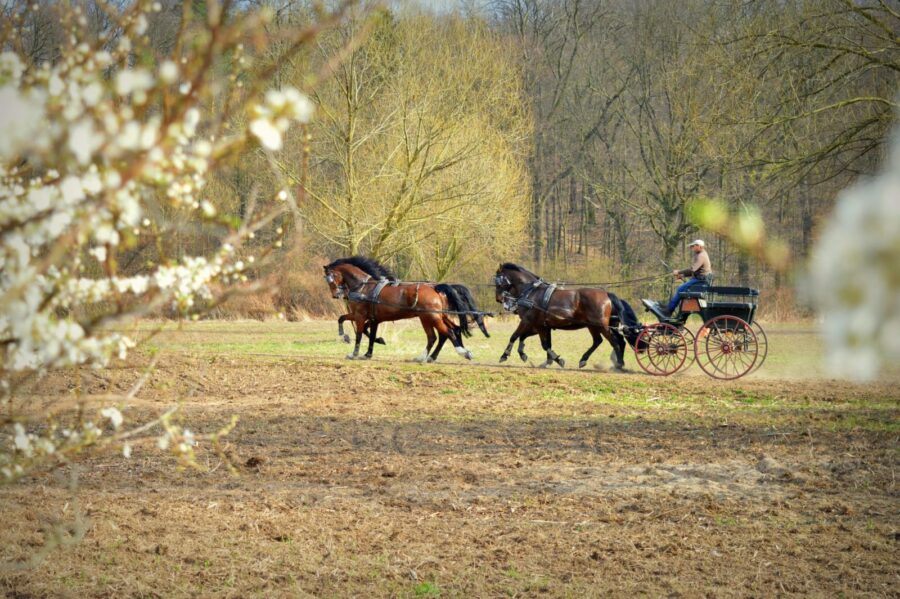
[663,239,712,316]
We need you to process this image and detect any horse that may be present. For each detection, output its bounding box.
[332,259,489,344]
[337,284,488,344]
[493,262,638,369]
[324,257,475,362]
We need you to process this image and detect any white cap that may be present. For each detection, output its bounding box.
[689,239,705,247]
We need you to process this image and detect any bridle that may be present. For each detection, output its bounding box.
[495,271,544,312]
[324,270,371,300]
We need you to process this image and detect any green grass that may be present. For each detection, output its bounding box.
[134,319,830,379]
[413,581,441,597]
[125,319,900,433]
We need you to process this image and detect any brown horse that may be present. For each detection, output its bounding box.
[337,285,488,344]
[494,262,631,369]
[324,257,474,362]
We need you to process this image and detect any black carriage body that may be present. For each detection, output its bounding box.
[676,286,759,325]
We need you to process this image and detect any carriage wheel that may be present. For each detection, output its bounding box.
[680,326,697,370]
[750,321,768,374]
[634,324,689,376]
[695,316,758,380]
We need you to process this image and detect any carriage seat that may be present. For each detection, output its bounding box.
[705,286,759,297]
[679,290,706,299]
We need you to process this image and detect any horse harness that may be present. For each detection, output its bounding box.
[342,277,420,315]
[499,277,557,313]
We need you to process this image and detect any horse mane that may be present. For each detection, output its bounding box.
[499,262,540,280]
[326,256,397,281]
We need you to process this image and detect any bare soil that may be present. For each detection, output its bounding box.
[1,324,898,597]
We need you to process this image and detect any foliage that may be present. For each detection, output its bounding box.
[292,12,531,279]
[0,0,352,486]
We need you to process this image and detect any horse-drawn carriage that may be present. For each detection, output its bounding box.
[632,286,768,380]
[324,256,767,380]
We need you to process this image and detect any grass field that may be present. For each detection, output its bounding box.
[143,318,828,379]
[1,319,898,597]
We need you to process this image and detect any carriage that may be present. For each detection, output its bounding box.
[631,285,768,380]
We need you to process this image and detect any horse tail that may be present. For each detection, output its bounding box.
[608,292,642,348]
[452,284,489,338]
[435,283,471,338]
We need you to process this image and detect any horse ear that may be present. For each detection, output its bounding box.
[322,265,328,272]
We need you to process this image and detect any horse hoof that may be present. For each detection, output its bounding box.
[579,360,587,369]
[499,354,508,363]
[557,358,566,368]
[361,354,372,360]
[345,354,356,360]
[519,354,528,362]
[464,351,473,360]
[340,335,351,344]
[538,361,550,369]
[376,338,386,345]
[426,356,435,364]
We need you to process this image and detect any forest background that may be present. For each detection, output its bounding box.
[23,0,898,320]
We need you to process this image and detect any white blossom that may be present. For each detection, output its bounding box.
[135,15,149,36]
[159,61,179,84]
[0,52,24,83]
[115,68,154,96]
[0,85,46,157]
[69,118,104,165]
[249,87,314,150]
[809,125,900,381]
[100,407,124,429]
[250,117,283,151]
[13,424,31,456]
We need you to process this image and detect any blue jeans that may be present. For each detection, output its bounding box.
[667,278,705,313]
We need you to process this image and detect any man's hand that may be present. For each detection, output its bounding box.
[672,269,682,279]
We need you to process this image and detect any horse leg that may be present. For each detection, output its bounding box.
[440,316,472,361]
[500,320,530,363]
[347,318,365,360]
[337,315,351,343]
[538,328,565,368]
[430,333,449,362]
[607,328,627,370]
[517,332,536,362]
[363,320,380,359]
[579,327,605,369]
[476,314,490,338]
[417,317,437,363]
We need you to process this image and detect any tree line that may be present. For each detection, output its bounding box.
[12,0,898,312]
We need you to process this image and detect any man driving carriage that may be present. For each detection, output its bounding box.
[661,239,712,316]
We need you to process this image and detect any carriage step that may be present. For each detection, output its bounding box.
[640,298,668,321]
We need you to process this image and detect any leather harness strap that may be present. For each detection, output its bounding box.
[369,278,391,318]
[540,283,557,310]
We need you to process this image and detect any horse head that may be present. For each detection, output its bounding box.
[494,263,540,310]
[323,262,371,300]
[322,265,346,299]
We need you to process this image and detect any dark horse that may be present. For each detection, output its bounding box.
[493,262,641,369]
[324,257,481,362]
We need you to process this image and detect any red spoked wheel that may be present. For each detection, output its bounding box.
[695,316,758,380]
[749,321,768,374]
[633,323,689,376]
[680,326,697,370]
